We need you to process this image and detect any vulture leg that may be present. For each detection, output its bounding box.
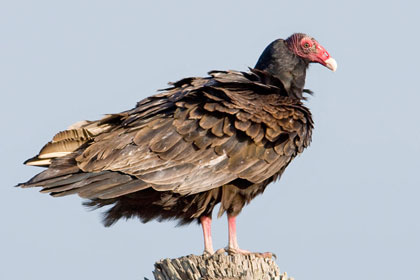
[226,215,275,258]
[200,216,214,255]
[227,215,250,254]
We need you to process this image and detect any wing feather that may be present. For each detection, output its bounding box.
[21,69,313,201]
[88,180,150,199]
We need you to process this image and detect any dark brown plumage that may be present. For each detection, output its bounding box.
[19,33,336,254]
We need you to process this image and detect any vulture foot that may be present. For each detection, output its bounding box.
[203,249,215,256]
[216,247,276,259]
[224,215,276,259]
[228,247,276,259]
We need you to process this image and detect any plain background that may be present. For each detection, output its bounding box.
[1,1,419,279]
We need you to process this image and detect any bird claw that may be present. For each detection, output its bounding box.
[224,247,276,259]
[264,252,277,260]
[202,249,215,256]
[215,248,226,254]
[204,247,276,259]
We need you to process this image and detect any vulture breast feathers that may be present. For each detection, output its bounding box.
[20,33,336,227]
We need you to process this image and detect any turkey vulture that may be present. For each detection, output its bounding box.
[19,33,336,255]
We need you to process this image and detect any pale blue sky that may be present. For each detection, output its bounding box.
[1,1,419,279]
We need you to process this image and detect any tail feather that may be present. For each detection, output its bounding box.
[24,128,93,167]
[38,172,106,192]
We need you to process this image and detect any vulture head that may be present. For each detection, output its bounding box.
[255,33,337,98]
[285,33,337,72]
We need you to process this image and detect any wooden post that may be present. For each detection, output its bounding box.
[149,253,294,280]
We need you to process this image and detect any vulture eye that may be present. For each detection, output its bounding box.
[301,39,313,49]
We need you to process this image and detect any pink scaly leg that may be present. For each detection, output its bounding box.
[200,216,214,255]
[226,214,274,258]
[227,215,251,254]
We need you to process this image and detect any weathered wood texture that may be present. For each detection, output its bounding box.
[150,254,294,280]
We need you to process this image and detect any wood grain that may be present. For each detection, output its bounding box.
[150,254,294,280]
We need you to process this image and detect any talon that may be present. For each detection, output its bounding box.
[226,247,252,255]
[255,252,276,259]
[203,249,214,256]
[226,247,276,259]
[215,248,226,254]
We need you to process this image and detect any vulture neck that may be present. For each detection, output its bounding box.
[254,39,309,100]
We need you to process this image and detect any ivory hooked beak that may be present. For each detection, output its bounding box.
[325,57,337,72]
